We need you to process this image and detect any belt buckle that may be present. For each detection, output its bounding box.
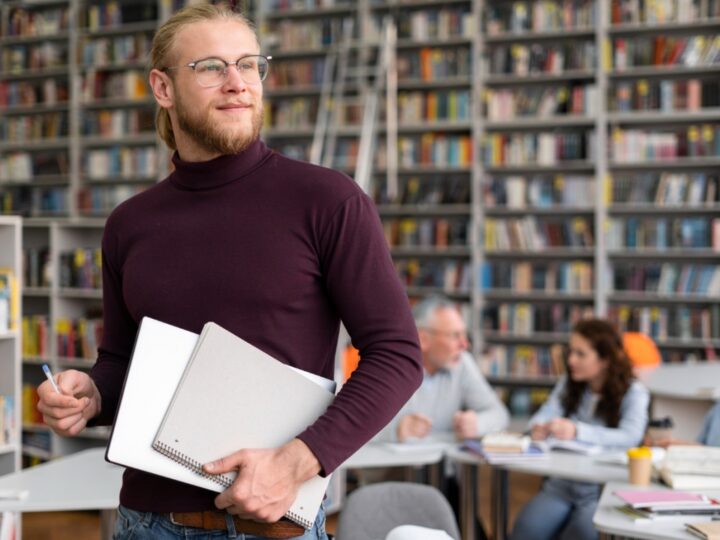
[168,512,182,526]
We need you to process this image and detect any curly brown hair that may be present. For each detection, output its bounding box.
[561,319,634,428]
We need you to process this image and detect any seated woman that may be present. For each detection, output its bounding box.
[509,319,649,540]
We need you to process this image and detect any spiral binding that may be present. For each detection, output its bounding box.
[152,440,314,530]
[152,440,233,487]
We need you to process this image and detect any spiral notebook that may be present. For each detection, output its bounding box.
[151,321,336,529]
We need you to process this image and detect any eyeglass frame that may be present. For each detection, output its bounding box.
[420,327,469,342]
[161,54,272,87]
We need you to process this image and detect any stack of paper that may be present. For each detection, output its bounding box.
[614,489,720,523]
[660,446,720,489]
[462,439,546,464]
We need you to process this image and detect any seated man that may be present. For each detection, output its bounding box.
[375,295,509,537]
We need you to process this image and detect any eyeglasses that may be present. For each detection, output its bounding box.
[422,328,468,342]
[163,55,271,87]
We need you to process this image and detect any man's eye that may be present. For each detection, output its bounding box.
[199,62,225,72]
[238,62,256,71]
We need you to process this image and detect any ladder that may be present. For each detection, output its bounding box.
[310,15,398,200]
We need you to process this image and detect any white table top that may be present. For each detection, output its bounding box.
[341,441,452,469]
[0,448,122,512]
[638,364,720,400]
[445,447,629,484]
[593,481,720,540]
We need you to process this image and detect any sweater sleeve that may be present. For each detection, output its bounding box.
[528,377,568,428]
[88,213,138,425]
[459,354,510,437]
[575,381,649,448]
[296,192,423,473]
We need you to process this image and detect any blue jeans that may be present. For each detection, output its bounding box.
[113,504,328,540]
[509,478,600,540]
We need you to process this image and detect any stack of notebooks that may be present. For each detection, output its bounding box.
[463,432,546,464]
[660,446,720,490]
[105,317,336,530]
[614,489,720,524]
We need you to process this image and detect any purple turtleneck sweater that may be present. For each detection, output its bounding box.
[89,139,422,512]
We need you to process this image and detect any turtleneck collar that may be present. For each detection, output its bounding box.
[169,138,272,190]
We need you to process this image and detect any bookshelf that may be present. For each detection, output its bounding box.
[2,0,720,428]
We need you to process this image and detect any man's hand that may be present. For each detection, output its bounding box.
[36,369,101,436]
[452,410,478,439]
[396,413,432,442]
[546,418,577,440]
[205,438,321,523]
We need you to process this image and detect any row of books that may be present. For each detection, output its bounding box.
[85,147,158,180]
[397,48,472,82]
[0,79,68,109]
[58,248,102,290]
[609,303,720,340]
[397,90,471,123]
[21,430,51,459]
[611,0,720,23]
[56,316,103,360]
[24,247,50,289]
[606,216,720,249]
[484,132,594,167]
[2,112,68,142]
[488,41,596,76]
[610,79,720,112]
[609,173,720,206]
[5,6,70,38]
[485,216,594,250]
[395,258,472,292]
[273,0,351,9]
[610,126,720,162]
[22,315,49,359]
[269,17,352,50]
[484,175,594,208]
[377,134,473,168]
[485,0,596,34]
[0,187,69,217]
[2,44,68,73]
[481,343,565,378]
[266,59,326,89]
[82,70,149,101]
[264,97,317,130]
[379,6,474,41]
[383,217,469,248]
[82,109,155,138]
[481,260,594,293]
[612,263,720,295]
[483,302,595,334]
[613,35,720,70]
[373,175,471,206]
[0,396,16,446]
[485,84,598,120]
[84,2,157,31]
[77,185,146,215]
[79,34,152,67]
[0,269,18,334]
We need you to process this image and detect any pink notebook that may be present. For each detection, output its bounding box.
[614,489,707,508]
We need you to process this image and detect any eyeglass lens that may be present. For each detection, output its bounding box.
[194,56,268,87]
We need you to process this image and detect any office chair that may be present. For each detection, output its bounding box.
[335,481,461,540]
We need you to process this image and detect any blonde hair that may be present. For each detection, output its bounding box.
[150,2,258,150]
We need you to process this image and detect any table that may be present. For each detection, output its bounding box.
[593,481,720,540]
[638,364,720,440]
[446,448,629,540]
[0,448,123,540]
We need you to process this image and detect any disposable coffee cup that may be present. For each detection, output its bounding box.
[627,447,653,485]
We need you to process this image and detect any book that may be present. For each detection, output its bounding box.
[462,439,547,464]
[107,318,335,530]
[614,489,712,510]
[535,437,602,455]
[152,321,336,529]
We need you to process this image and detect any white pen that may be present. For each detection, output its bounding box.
[42,364,62,394]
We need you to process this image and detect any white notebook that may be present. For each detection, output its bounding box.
[151,321,336,529]
[106,317,335,529]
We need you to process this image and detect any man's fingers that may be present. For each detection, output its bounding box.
[204,449,248,475]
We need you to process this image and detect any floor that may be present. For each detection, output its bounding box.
[20,467,544,539]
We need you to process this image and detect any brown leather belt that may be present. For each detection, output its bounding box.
[168,510,305,538]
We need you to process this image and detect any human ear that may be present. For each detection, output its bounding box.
[149,69,174,109]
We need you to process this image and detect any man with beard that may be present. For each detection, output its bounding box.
[35,4,423,539]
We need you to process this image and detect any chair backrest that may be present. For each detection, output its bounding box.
[335,482,461,540]
[623,332,661,370]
